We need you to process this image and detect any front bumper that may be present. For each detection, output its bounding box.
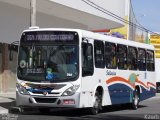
[16,91,80,108]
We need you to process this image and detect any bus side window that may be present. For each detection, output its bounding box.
[82,42,94,76]
[105,42,117,69]
[138,48,146,71]
[146,50,155,71]
[117,44,127,70]
[94,40,105,68]
[127,47,137,70]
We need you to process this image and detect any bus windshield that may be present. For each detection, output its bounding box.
[17,31,79,83]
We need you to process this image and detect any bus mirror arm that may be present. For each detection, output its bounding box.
[82,38,89,43]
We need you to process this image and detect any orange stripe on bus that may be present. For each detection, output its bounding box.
[106,76,135,88]
[106,76,156,90]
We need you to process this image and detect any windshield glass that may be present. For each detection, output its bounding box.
[17,45,79,82]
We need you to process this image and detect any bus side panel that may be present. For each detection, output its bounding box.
[80,69,112,108]
[106,70,135,105]
[80,76,96,108]
[139,87,155,101]
[106,70,155,105]
[108,84,132,104]
[139,71,156,101]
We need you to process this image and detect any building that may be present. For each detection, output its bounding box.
[150,34,160,58]
[149,33,160,92]
[110,0,148,43]
[0,0,126,93]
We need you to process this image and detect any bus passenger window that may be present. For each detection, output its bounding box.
[138,48,146,71]
[94,40,105,68]
[82,42,94,76]
[146,50,155,71]
[117,44,127,70]
[105,42,117,69]
[127,47,137,70]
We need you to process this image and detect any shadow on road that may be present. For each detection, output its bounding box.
[13,104,147,120]
[17,114,145,120]
[16,107,146,120]
[0,98,147,120]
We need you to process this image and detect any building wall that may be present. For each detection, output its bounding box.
[0,0,126,29]
[51,0,125,25]
[0,1,87,44]
[37,12,87,29]
[0,2,29,44]
[150,34,160,58]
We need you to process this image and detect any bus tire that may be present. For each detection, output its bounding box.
[89,91,102,115]
[131,89,140,110]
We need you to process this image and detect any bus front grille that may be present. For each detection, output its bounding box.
[34,97,57,103]
[32,91,60,95]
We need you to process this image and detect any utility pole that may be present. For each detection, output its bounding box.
[30,0,36,26]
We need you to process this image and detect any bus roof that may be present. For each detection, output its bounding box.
[80,30,154,50]
[23,27,154,50]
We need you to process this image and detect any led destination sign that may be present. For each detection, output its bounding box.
[27,34,74,41]
[21,31,79,43]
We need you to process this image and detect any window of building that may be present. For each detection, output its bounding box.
[138,48,146,71]
[94,40,105,68]
[105,42,117,69]
[117,44,127,70]
[127,46,137,70]
[146,50,155,71]
[82,42,94,76]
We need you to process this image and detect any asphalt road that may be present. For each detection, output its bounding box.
[2,94,160,120]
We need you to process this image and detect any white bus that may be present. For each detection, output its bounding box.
[15,27,156,114]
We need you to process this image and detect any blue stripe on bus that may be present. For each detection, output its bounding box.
[108,84,156,105]
[108,83,133,104]
[139,87,155,101]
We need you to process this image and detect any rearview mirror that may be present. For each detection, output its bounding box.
[9,41,19,61]
[9,45,13,61]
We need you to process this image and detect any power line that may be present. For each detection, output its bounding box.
[81,0,158,35]
[130,1,144,27]
[81,0,145,31]
[130,1,159,36]
[82,0,149,32]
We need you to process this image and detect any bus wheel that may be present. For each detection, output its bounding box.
[38,108,50,114]
[131,89,140,110]
[89,91,102,115]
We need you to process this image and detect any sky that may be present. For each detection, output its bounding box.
[131,0,160,32]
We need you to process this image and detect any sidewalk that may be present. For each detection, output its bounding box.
[0,93,16,114]
[156,93,160,97]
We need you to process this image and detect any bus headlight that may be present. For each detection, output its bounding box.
[16,83,29,95]
[62,85,80,96]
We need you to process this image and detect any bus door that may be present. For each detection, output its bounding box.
[80,41,94,107]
